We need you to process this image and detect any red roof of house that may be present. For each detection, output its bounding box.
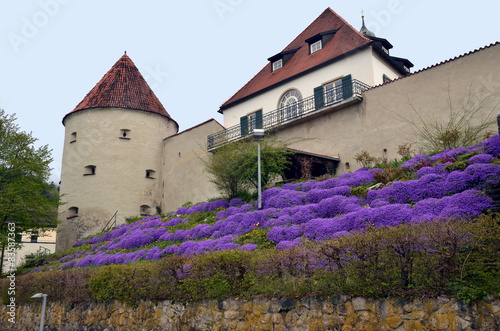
[219,8,374,112]
[64,54,177,128]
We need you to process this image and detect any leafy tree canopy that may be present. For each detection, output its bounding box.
[0,109,59,272]
[203,137,296,200]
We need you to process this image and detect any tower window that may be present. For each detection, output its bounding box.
[140,205,152,216]
[70,132,77,143]
[84,165,96,176]
[67,207,79,219]
[146,169,156,179]
[120,129,131,140]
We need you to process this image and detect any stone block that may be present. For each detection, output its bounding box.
[352,297,367,311]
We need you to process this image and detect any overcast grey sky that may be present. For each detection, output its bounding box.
[1,0,499,182]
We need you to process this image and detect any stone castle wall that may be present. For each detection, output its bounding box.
[1,296,498,330]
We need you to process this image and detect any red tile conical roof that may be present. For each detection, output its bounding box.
[64,54,177,128]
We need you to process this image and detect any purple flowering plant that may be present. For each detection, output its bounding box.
[42,136,499,270]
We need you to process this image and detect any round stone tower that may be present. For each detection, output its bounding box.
[56,54,178,251]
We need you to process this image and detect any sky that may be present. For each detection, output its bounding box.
[1,0,499,182]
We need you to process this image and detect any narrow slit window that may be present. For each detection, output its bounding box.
[140,205,151,216]
[120,129,131,140]
[84,165,96,176]
[70,132,77,143]
[146,169,156,179]
[67,207,79,219]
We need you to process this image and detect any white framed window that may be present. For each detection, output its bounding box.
[272,59,283,71]
[324,79,343,104]
[310,40,322,54]
[247,110,261,133]
[279,89,303,120]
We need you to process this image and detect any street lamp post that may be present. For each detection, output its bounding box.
[253,129,265,209]
[31,293,47,331]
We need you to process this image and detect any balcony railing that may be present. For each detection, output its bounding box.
[208,79,370,150]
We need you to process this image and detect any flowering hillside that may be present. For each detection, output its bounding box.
[48,135,500,271]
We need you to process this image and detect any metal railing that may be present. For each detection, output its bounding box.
[208,79,370,150]
[101,211,118,233]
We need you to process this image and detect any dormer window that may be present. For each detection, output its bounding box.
[268,48,299,72]
[310,40,322,54]
[272,59,283,71]
[305,29,337,55]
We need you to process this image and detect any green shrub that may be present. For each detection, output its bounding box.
[235,228,274,249]
[354,150,379,168]
[1,269,94,305]
[373,167,413,184]
[457,152,479,161]
[444,161,468,172]
[350,186,368,197]
[89,263,160,305]
[15,251,52,274]
[125,215,144,224]
[180,250,254,301]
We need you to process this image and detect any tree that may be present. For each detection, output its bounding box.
[203,137,295,200]
[0,109,59,274]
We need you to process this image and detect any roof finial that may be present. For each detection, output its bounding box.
[359,10,376,37]
[124,50,127,55]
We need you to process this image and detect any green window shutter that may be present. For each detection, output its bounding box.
[255,110,263,129]
[240,116,248,136]
[314,86,324,109]
[342,74,353,98]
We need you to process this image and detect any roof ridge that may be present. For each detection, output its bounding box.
[163,118,224,140]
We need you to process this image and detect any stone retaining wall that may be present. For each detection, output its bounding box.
[0,296,498,330]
